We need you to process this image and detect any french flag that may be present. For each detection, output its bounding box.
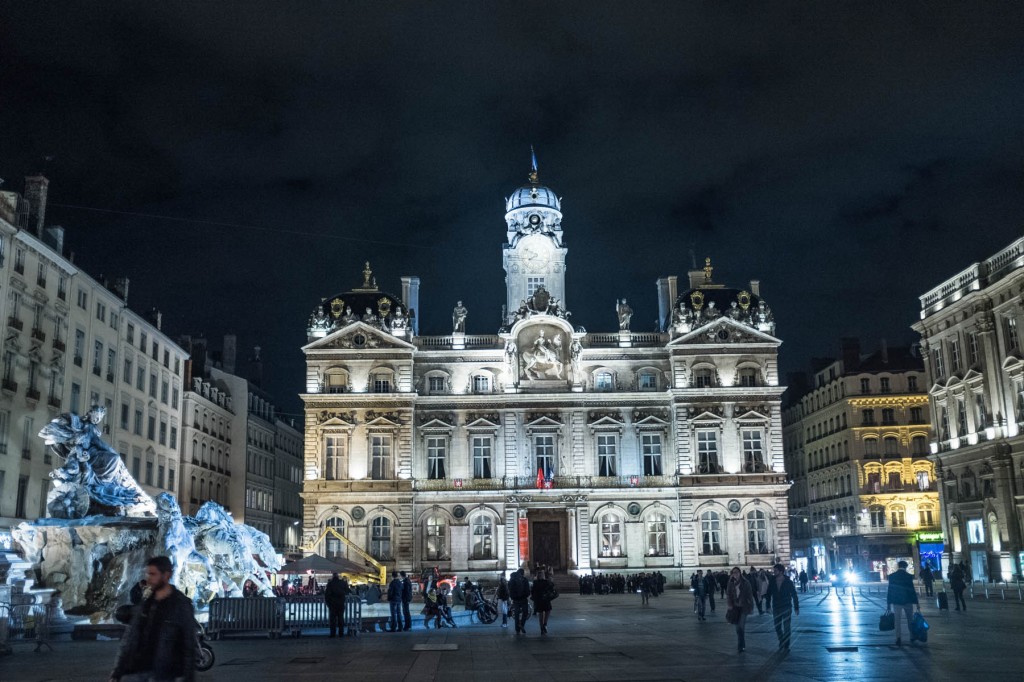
[544,463,554,489]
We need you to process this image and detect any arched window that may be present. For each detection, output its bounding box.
[599,513,622,557]
[472,374,491,394]
[324,369,349,393]
[370,369,393,393]
[883,437,899,457]
[988,512,1001,552]
[890,505,906,528]
[425,515,448,560]
[646,512,669,556]
[370,517,391,559]
[594,371,613,391]
[471,516,494,560]
[737,367,758,387]
[694,368,714,388]
[918,504,935,527]
[746,510,769,553]
[638,370,659,391]
[864,438,879,457]
[324,517,346,560]
[911,436,928,456]
[700,511,722,555]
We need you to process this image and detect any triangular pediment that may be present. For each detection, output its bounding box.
[419,418,455,431]
[668,317,779,346]
[633,414,670,428]
[690,410,725,423]
[465,416,501,430]
[587,414,625,429]
[315,410,357,428]
[735,409,770,422]
[303,322,415,352]
[365,413,402,428]
[525,415,563,430]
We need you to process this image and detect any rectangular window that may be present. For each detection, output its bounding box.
[472,375,490,393]
[594,372,613,390]
[76,288,87,309]
[136,367,145,391]
[890,508,906,528]
[144,461,153,486]
[324,435,347,480]
[140,331,147,352]
[158,464,165,489]
[372,374,391,393]
[0,409,9,454]
[106,349,116,382]
[120,403,130,430]
[168,467,175,492]
[147,415,156,440]
[967,334,979,366]
[472,436,492,478]
[526,277,545,297]
[910,407,924,423]
[639,373,658,390]
[1007,317,1020,351]
[21,417,33,459]
[96,301,106,322]
[92,340,103,376]
[127,323,134,344]
[57,275,67,301]
[860,378,871,394]
[742,429,765,472]
[696,430,718,474]
[110,312,119,330]
[646,514,668,556]
[158,420,167,445]
[74,329,85,366]
[920,508,934,526]
[596,434,617,477]
[132,456,141,480]
[870,507,885,528]
[169,426,177,450]
[160,379,169,404]
[123,357,132,384]
[535,435,555,475]
[425,516,447,560]
[881,408,895,424]
[370,434,392,480]
[862,409,875,425]
[15,475,28,518]
[701,513,722,554]
[694,370,713,388]
[133,409,143,436]
[908,375,918,392]
[171,387,179,408]
[428,376,445,393]
[149,372,157,398]
[426,438,447,479]
[932,348,945,379]
[642,433,663,476]
[880,377,891,393]
[70,383,81,415]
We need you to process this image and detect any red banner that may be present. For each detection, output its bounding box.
[518,517,529,563]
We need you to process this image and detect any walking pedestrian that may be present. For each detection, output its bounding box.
[325,572,350,637]
[509,568,532,634]
[497,573,511,627]
[640,573,651,605]
[387,575,403,632]
[887,560,921,646]
[726,567,755,653]
[746,567,763,615]
[949,563,967,611]
[692,570,708,621]
[717,570,729,599]
[531,569,556,635]
[758,568,772,611]
[766,563,799,651]
[110,556,196,682]
[401,571,413,631]
[919,565,934,597]
[703,570,717,613]
[798,569,808,593]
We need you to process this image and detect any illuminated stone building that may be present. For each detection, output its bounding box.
[299,160,791,582]
[913,237,1024,582]
[783,340,938,579]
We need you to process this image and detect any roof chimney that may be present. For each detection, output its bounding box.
[23,175,49,238]
[113,277,129,303]
[749,279,760,296]
[840,338,861,372]
[145,308,162,331]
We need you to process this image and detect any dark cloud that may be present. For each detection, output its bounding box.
[2,1,1024,412]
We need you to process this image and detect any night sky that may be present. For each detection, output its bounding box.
[2,2,1024,415]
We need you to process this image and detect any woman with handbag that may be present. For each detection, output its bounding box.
[530,570,557,635]
[726,567,755,653]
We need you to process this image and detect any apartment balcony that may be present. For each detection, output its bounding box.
[73,355,82,367]
[7,317,23,332]
[30,327,45,343]
[25,387,40,403]
[52,338,65,353]
[47,396,61,410]
[2,378,17,395]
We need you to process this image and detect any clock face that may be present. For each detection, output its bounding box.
[529,214,541,225]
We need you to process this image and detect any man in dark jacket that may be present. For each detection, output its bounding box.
[508,568,532,634]
[919,564,935,597]
[324,572,350,638]
[887,560,920,645]
[400,571,414,631]
[387,575,404,632]
[766,563,799,651]
[745,567,763,615]
[703,571,717,613]
[110,555,196,682]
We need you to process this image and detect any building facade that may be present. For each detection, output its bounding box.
[0,176,187,541]
[300,163,792,582]
[273,418,303,559]
[180,375,234,517]
[912,236,1024,582]
[783,340,938,579]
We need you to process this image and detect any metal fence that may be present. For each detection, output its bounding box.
[282,595,363,636]
[1,602,54,652]
[207,597,286,639]
[804,579,1024,602]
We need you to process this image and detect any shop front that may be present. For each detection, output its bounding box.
[917,531,945,575]
[837,534,915,579]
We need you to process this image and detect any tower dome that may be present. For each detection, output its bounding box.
[504,148,562,213]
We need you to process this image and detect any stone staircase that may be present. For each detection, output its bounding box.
[549,572,579,595]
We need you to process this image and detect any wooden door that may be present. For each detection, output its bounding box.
[532,521,561,570]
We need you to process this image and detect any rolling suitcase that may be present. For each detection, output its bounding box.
[936,591,948,610]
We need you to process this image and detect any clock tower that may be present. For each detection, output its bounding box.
[502,152,567,323]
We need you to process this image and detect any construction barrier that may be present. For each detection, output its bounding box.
[282,595,363,636]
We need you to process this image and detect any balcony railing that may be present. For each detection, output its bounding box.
[2,378,17,394]
[7,317,23,331]
[30,328,45,342]
[52,338,65,353]
[47,396,61,409]
[411,474,680,491]
[26,388,40,402]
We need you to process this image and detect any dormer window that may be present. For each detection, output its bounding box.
[694,369,714,388]
[595,372,613,391]
[638,372,658,391]
[737,368,758,387]
[371,370,392,393]
[472,374,491,394]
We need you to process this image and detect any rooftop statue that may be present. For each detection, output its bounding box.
[41,407,156,518]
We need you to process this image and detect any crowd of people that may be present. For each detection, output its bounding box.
[577,571,667,595]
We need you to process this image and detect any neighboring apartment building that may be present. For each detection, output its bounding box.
[913,236,1024,582]
[783,340,938,579]
[0,175,187,541]
[180,373,234,517]
[274,418,303,559]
